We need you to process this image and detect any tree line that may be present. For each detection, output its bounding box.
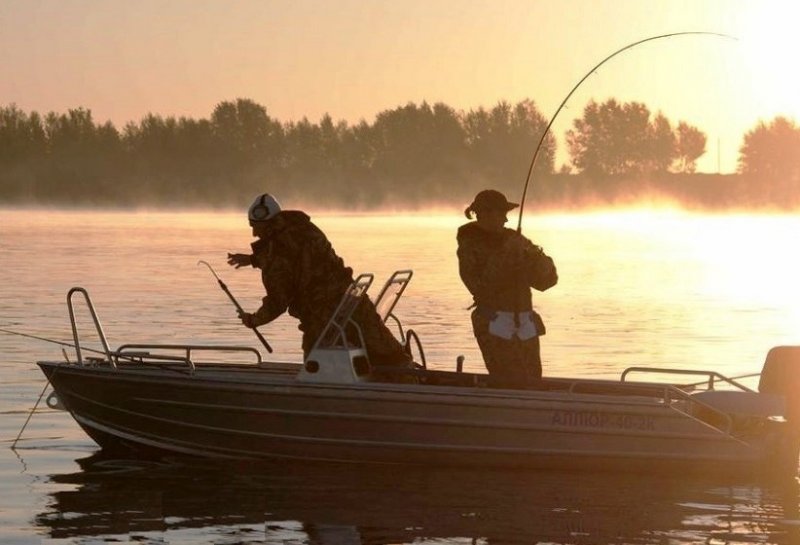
[1,98,798,209]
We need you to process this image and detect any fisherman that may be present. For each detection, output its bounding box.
[227,193,412,369]
[457,189,558,388]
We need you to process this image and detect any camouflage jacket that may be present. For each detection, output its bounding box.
[456,222,557,313]
[250,211,354,329]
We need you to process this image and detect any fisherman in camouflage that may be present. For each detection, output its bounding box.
[228,193,410,367]
[457,189,558,388]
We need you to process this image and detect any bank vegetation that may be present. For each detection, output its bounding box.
[1,99,798,209]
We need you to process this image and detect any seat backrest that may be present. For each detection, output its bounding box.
[373,270,413,323]
[310,273,374,352]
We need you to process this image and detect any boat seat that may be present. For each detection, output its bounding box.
[691,390,785,418]
[299,274,375,384]
[311,273,374,351]
[373,270,412,323]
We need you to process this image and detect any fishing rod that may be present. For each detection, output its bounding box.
[198,260,273,353]
[516,31,736,233]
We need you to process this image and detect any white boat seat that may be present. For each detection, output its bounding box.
[300,274,375,384]
[312,273,375,351]
[691,390,785,418]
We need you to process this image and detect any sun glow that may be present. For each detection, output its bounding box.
[683,215,800,339]
[739,3,800,124]
[544,209,800,339]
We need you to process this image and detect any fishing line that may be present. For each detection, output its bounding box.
[0,327,81,351]
[0,326,191,374]
[516,31,737,233]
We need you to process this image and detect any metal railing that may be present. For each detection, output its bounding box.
[115,344,263,373]
[66,286,264,373]
[68,287,113,366]
[621,367,755,393]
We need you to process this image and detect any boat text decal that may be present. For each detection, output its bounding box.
[552,410,655,431]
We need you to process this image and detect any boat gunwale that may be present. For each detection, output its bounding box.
[39,360,761,447]
[38,359,716,410]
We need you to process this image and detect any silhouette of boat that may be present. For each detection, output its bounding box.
[37,273,800,476]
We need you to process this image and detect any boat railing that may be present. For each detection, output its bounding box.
[620,367,755,393]
[67,286,265,372]
[661,383,736,436]
[68,287,113,366]
[115,344,263,373]
[558,378,736,436]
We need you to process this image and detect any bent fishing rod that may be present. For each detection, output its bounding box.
[516,31,736,233]
[198,260,273,353]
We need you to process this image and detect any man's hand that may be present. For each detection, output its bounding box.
[237,309,257,329]
[227,253,251,269]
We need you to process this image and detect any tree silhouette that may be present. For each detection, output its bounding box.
[673,122,706,174]
[738,116,800,204]
[566,99,686,177]
[647,113,675,173]
[738,116,800,178]
[2,98,799,209]
[369,101,468,202]
[463,100,553,198]
[0,104,47,200]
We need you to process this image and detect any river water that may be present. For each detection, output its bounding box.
[1,207,800,544]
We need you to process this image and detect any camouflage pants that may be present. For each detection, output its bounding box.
[471,308,542,389]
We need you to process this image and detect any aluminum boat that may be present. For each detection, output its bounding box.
[37,271,800,476]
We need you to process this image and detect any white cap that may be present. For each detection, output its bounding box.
[248,193,281,222]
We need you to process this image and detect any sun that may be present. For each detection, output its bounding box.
[738,3,800,124]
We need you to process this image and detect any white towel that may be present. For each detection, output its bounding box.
[488,311,538,340]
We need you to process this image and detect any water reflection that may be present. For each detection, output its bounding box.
[35,452,800,544]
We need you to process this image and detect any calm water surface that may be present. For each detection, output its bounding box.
[1,208,800,544]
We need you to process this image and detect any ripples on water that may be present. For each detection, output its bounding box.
[23,453,800,545]
[2,208,800,544]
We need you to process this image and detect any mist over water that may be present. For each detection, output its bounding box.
[2,207,800,544]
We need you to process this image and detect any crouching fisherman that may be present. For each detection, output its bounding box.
[227,193,412,375]
[457,190,558,389]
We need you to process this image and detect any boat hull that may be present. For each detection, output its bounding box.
[38,361,796,475]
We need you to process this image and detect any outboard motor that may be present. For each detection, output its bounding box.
[759,346,800,423]
[759,346,800,475]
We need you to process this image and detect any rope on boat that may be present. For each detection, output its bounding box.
[11,377,52,450]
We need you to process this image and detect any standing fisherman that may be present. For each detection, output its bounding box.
[457,190,557,388]
[227,193,411,368]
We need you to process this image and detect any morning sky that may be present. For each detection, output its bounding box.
[1,0,798,173]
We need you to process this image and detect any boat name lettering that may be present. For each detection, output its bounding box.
[551,410,655,431]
